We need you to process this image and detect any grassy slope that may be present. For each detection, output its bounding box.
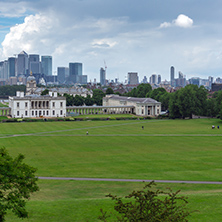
[1,118,222,221]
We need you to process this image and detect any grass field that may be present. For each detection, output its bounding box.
[2,118,222,221]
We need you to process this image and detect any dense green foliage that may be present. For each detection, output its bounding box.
[0,85,26,97]
[99,181,191,222]
[0,147,39,221]
[40,89,49,95]
[106,87,114,95]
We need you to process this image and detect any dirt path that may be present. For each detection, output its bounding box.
[38,177,222,184]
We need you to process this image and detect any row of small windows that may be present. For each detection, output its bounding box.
[16,110,63,116]
[16,102,64,108]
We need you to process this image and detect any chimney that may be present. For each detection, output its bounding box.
[20,92,24,97]
[16,91,20,97]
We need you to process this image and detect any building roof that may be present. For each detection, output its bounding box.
[10,94,65,100]
[106,95,159,104]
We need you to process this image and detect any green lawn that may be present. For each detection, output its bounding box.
[2,118,222,221]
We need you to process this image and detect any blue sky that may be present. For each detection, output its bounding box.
[0,0,222,82]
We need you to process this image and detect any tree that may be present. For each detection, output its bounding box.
[106,87,114,95]
[92,89,105,105]
[99,181,192,222]
[41,89,49,95]
[0,147,39,221]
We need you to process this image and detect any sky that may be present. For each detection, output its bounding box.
[0,0,222,82]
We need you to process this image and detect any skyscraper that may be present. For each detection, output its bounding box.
[57,67,69,84]
[29,54,41,74]
[128,72,138,85]
[8,57,16,77]
[17,51,28,75]
[41,56,52,76]
[170,66,175,86]
[100,67,106,85]
[158,74,161,84]
[69,62,82,83]
[149,74,157,84]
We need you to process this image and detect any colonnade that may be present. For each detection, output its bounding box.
[0,107,10,116]
[66,106,134,115]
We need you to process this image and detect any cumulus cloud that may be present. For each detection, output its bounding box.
[160,14,193,28]
[1,13,58,57]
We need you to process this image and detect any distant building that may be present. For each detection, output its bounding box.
[170,66,175,86]
[142,76,148,83]
[17,51,28,75]
[157,75,161,84]
[8,57,16,77]
[69,62,83,84]
[128,72,138,85]
[189,77,200,86]
[212,83,222,92]
[29,54,41,74]
[41,56,52,76]
[57,67,69,84]
[100,67,106,85]
[103,95,161,116]
[150,74,157,84]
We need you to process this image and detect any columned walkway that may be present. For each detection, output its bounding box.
[66,105,134,115]
[0,107,10,116]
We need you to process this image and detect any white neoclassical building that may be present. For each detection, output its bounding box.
[103,95,161,116]
[9,91,66,118]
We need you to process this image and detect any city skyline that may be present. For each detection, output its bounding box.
[0,1,222,81]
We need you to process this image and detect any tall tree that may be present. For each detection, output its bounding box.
[0,147,39,221]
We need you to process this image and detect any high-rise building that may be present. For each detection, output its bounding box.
[41,56,52,76]
[69,63,82,83]
[149,74,157,84]
[29,54,41,74]
[3,60,8,80]
[128,72,138,85]
[170,66,175,86]
[100,67,106,85]
[57,67,69,84]
[158,75,161,84]
[0,62,4,80]
[17,51,28,75]
[8,57,16,77]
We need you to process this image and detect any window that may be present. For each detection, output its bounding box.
[52,102,55,107]
[157,109,159,114]
[35,111,38,116]
[17,111,19,116]
[43,110,45,115]
[60,102,63,107]
[32,111,34,116]
[53,110,55,115]
[25,102,28,108]
[17,102,19,108]
[25,111,28,116]
[60,110,63,115]
[47,110,49,116]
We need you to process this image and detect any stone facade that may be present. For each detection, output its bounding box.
[9,91,66,118]
[103,95,161,116]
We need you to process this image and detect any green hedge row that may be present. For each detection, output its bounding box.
[1,116,154,123]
